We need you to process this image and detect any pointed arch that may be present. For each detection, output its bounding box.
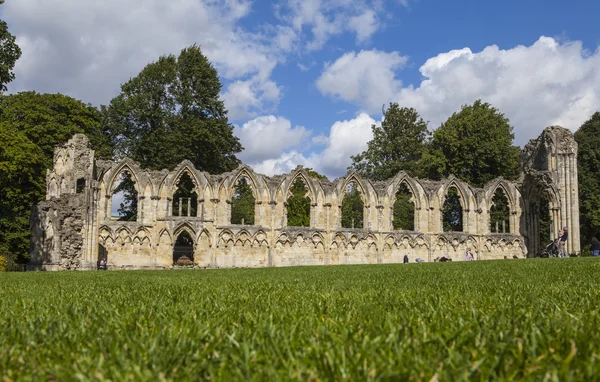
[104,160,141,196]
[173,222,196,240]
[340,176,366,229]
[388,172,424,210]
[392,180,416,231]
[284,167,322,204]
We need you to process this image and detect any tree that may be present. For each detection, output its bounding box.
[341,183,364,229]
[393,183,414,231]
[286,178,311,227]
[231,177,255,225]
[574,111,600,244]
[0,92,112,264]
[422,100,521,187]
[105,45,242,173]
[0,1,22,92]
[305,167,328,181]
[0,126,46,268]
[350,103,430,180]
[442,188,463,232]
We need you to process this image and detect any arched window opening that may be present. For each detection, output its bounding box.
[341,181,364,229]
[393,182,415,231]
[172,173,198,217]
[490,188,510,233]
[173,231,194,265]
[111,171,138,221]
[76,178,86,193]
[443,187,463,232]
[538,191,552,245]
[231,177,255,225]
[286,178,310,227]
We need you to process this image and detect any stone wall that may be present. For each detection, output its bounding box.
[30,126,580,270]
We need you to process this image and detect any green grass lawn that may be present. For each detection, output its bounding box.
[1,259,600,381]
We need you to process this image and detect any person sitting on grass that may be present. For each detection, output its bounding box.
[590,237,600,257]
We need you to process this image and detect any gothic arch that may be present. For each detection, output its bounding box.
[337,171,373,205]
[485,178,519,212]
[104,160,142,196]
[387,172,425,210]
[173,222,196,241]
[438,177,471,212]
[281,169,322,204]
[226,166,267,202]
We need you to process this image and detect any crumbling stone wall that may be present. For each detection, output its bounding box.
[30,127,580,271]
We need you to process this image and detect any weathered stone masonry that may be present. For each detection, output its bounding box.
[30,126,580,270]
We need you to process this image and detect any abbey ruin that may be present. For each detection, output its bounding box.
[30,126,580,270]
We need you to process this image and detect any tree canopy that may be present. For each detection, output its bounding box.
[0,92,112,266]
[286,178,311,227]
[422,100,521,187]
[574,111,600,243]
[231,177,255,225]
[0,1,21,92]
[350,103,430,180]
[105,45,242,173]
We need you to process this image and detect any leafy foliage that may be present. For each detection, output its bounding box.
[350,103,430,180]
[305,167,328,180]
[0,3,21,92]
[574,112,600,243]
[393,183,415,230]
[490,188,510,233]
[1,261,600,379]
[105,45,242,173]
[286,178,311,227]
[112,172,138,221]
[341,183,364,229]
[443,187,463,232]
[0,92,111,263]
[422,100,521,187]
[231,177,255,225]
[172,173,198,217]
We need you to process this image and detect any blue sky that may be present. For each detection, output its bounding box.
[4,0,600,178]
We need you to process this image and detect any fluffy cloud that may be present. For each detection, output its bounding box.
[248,113,377,178]
[280,0,385,50]
[317,37,600,144]
[317,113,377,177]
[316,50,408,112]
[3,0,285,118]
[235,116,311,164]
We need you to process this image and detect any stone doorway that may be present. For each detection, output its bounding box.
[173,231,194,265]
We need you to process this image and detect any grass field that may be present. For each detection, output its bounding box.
[1,259,600,380]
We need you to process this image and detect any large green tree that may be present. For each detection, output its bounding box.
[0,92,112,265]
[0,0,21,92]
[422,100,521,187]
[286,178,311,227]
[231,178,255,225]
[350,103,430,180]
[106,45,242,173]
[574,111,600,244]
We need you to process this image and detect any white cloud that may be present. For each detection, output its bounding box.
[348,10,378,44]
[251,150,313,176]
[235,115,311,164]
[318,113,377,177]
[317,37,600,144]
[248,113,377,179]
[316,50,408,112]
[280,0,384,51]
[3,0,285,118]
